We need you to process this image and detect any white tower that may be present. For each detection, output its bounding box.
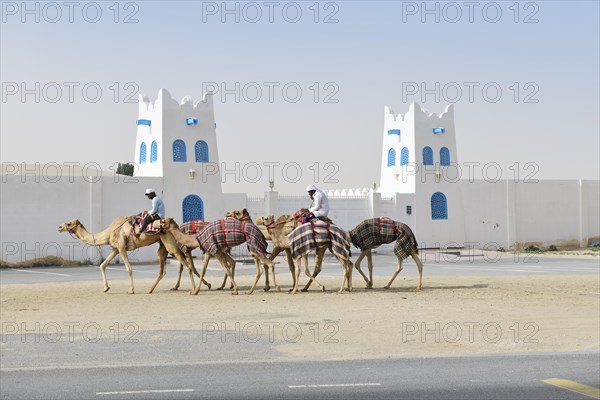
[134,89,224,222]
[379,103,465,247]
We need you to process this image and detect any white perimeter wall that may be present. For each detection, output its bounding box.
[1,177,598,263]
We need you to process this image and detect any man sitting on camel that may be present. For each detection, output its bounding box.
[135,188,165,238]
[303,184,330,223]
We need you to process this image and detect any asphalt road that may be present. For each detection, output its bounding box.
[1,352,598,400]
[1,252,599,285]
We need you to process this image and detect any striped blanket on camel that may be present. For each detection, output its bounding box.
[179,220,209,235]
[195,218,269,258]
[129,211,163,234]
[349,217,418,260]
[288,220,351,261]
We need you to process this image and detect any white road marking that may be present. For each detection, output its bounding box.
[288,383,381,388]
[7,269,71,277]
[96,389,194,395]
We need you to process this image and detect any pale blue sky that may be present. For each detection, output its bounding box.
[1,1,598,195]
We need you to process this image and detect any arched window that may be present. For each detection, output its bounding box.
[150,141,158,163]
[173,139,186,162]
[431,192,448,220]
[423,146,434,165]
[182,195,204,223]
[387,148,396,167]
[139,142,147,164]
[440,147,450,166]
[400,147,409,165]
[195,140,209,162]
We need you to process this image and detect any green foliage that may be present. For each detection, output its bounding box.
[524,245,544,253]
[547,245,558,251]
[116,162,134,176]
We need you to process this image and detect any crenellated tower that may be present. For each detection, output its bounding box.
[133,89,224,222]
[379,103,465,246]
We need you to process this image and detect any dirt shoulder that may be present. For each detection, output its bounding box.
[1,274,598,362]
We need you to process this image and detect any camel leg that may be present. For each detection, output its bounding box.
[302,250,325,293]
[301,247,326,292]
[264,247,283,292]
[217,252,236,290]
[192,253,212,295]
[353,250,371,288]
[172,263,184,291]
[333,256,352,294]
[284,249,296,290]
[99,248,119,293]
[147,244,168,294]
[262,255,279,292]
[216,252,238,295]
[117,248,135,294]
[290,256,303,294]
[411,251,424,291]
[384,258,404,289]
[366,250,374,288]
[169,249,197,294]
[246,255,263,295]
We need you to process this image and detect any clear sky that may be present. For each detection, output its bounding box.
[1,1,598,195]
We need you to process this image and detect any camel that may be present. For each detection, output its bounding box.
[161,218,274,295]
[254,214,301,290]
[287,219,353,294]
[349,217,424,291]
[225,208,284,291]
[58,217,200,294]
[163,218,237,292]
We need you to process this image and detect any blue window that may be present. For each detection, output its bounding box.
[182,195,204,223]
[136,119,151,126]
[173,139,186,162]
[387,148,396,167]
[400,147,409,165]
[150,141,158,163]
[388,129,400,135]
[423,147,434,165]
[406,205,412,215]
[186,117,198,126]
[139,142,147,164]
[431,192,448,220]
[195,140,209,162]
[433,127,445,134]
[440,147,450,166]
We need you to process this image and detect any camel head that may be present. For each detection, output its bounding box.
[226,208,251,221]
[162,218,179,230]
[58,219,82,233]
[256,215,275,226]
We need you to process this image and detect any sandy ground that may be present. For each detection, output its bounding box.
[1,271,599,364]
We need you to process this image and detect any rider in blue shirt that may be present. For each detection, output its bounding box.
[136,188,165,238]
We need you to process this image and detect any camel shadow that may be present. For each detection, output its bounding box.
[351,283,489,293]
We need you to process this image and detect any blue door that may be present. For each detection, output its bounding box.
[182,195,204,222]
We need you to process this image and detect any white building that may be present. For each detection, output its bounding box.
[378,103,466,247]
[1,90,598,264]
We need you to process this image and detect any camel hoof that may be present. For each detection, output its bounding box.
[170,287,179,291]
[321,286,326,292]
[216,287,224,291]
[276,286,281,292]
[264,286,271,292]
[245,291,253,295]
[300,288,308,292]
[103,286,110,293]
[383,286,390,289]
[231,291,239,295]
[206,283,212,290]
[128,290,134,295]
[414,287,422,292]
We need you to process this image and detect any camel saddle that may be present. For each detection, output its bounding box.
[292,209,335,225]
[130,211,164,235]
